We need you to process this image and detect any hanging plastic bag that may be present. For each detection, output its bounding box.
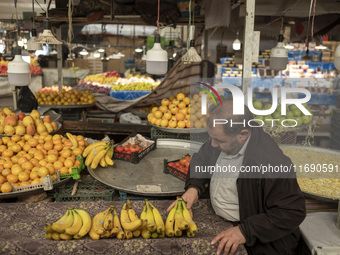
[17,86,38,113]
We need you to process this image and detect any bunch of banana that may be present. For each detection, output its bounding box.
[120,199,143,239]
[82,140,115,169]
[139,199,165,239]
[66,132,79,150]
[44,208,92,240]
[89,206,124,240]
[165,198,197,238]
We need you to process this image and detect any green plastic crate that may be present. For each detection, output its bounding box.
[54,180,116,202]
[151,127,210,143]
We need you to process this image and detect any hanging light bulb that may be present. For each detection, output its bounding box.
[135,47,143,53]
[27,29,43,51]
[79,49,88,56]
[142,46,147,61]
[7,46,31,86]
[98,47,105,53]
[93,50,101,58]
[35,18,62,44]
[315,44,327,50]
[146,34,168,75]
[167,40,174,59]
[232,32,241,51]
[270,34,288,71]
[284,44,294,50]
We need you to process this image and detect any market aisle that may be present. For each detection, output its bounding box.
[0,199,248,255]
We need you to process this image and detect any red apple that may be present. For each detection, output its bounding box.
[18,112,26,120]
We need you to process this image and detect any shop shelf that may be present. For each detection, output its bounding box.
[151,128,210,143]
[54,180,116,202]
[119,191,176,201]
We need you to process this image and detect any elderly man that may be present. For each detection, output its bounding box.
[168,100,306,255]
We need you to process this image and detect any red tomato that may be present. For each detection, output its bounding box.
[175,162,181,168]
[115,145,124,152]
[179,157,187,166]
[168,162,175,168]
[138,148,143,153]
[130,145,140,153]
[185,155,191,161]
[123,145,131,152]
[185,161,190,168]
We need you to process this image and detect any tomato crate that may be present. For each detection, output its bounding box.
[113,134,156,164]
[163,158,188,181]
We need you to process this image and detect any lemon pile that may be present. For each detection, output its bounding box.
[147,92,209,129]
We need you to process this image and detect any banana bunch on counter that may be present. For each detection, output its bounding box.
[165,198,197,238]
[44,208,92,240]
[89,206,125,239]
[82,140,114,169]
[139,199,165,239]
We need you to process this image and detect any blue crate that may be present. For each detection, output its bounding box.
[119,191,176,201]
[110,90,151,100]
[298,93,338,105]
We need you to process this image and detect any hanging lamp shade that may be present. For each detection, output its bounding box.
[79,49,88,55]
[7,47,31,86]
[270,34,288,71]
[146,34,168,75]
[35,19,62,45]
[27,29,43,51]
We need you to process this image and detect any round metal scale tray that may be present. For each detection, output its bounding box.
[88,139,203,197]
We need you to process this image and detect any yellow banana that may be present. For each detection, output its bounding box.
[124,229,133,239]
[165,202,178,237]
[73,209,92,239]
[145,200,156,232]
[174,220,182,237]
[60,233,73,240]
[187,227,196,238]
[45,232,52,239]
[51,232,61,240]
[89,220,100,240]
[127,199,139,222]
[151,232,159,238]
[92,211,107,235]
[133,230,141,237]
[110,226,119,237]
[141,227,151,239]
[66,133,78,149]
[104,147,114,166]
[103,207,114,231]
[64,209,83,235]
[140,204,148,228]
[85,145,106,166]
[83,141,108,157]
[113,207,125,239]
[148,201,164,234]
[181,201,197,234]
[120,203,143,232]
[50,210,69,232]
[174,202,188,230]
[158,229,165,238]
[44,223,53,233]
[100,156,108,168]
[52,209,74,233]
[90,149,109,169]
[100,231,111,238]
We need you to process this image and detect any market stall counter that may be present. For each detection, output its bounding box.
[0,199,247,255]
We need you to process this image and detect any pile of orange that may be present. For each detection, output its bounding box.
[0,133,88,193]
[35,89,96,106]
[147,91,210,129]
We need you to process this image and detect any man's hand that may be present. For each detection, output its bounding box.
[166,187,199,217]
[211,226,246,255]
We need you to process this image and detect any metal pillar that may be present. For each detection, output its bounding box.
[242,0,255,97]
[57,27,63,91]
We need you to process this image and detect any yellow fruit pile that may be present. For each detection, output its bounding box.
[0,133,87,193]
[0,108,58,136]
[147,92,209,129]
[45,208,92,240]
[35,89,96,105]
[83,141,114,169]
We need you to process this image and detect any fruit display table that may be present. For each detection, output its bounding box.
[0,199,247,255]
